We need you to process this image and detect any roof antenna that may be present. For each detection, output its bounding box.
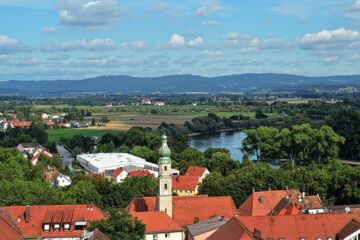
[252,187,255,193]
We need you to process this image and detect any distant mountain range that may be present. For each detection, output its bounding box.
[1,73,360,96]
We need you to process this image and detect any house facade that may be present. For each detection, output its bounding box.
[111,167,128,183]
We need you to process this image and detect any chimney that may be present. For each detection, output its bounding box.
[25,205,30,223]
[259,196,263,205]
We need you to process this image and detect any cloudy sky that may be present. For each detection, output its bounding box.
[1,0,360,80]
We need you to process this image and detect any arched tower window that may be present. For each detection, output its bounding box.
[164,183,168,190]
[164,166,167,172]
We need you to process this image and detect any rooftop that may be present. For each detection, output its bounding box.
[129,170,155,178]
[187,216,228,237]
[185,166,207,177]
[132,211,183,233]
[172,175,199,191]
[207,217,254,240]
[126,195,238,226]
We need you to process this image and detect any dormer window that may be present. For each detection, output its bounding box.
[43,224,50,232]
[53,223,60,232]
[63,223,70,231]
[74,221,88,231]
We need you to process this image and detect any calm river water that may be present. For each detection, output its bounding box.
[189,131,248,162]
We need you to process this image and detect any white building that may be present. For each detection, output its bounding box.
[76,153,179,177]
[111,167,128,183]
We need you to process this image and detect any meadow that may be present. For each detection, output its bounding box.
[47,129,118,142]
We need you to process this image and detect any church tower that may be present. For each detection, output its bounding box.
[156,134,173,218]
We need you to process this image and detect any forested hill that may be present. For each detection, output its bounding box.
[1,73,360,96]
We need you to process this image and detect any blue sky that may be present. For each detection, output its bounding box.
[0,0,360,80]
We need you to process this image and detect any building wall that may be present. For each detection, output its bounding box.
[174,186,198,196]
[145,231,183,240]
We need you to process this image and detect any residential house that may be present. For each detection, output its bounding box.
[142,99,152,104]
[3,204,106,239]
[185,166,210,182]
[128,170,155,178]
[58,122,71,128]
[68,121,80,128]
[6,121,32,129]
[126,135,238,227]
[51,114,60,120]
[9,113,17,119]
[154,101,165,106]
[111,167,128,183]
[17,142,36,156]
[132,211,184,240]
[187,216,228,240]
[44,120,55,128]
[172,175,200,196]
[207,213,360,240]
[33,145,47,156]
[41,113,50,120]
[44,166,71,187]
[83,228,110,240]
[31,151,53,165]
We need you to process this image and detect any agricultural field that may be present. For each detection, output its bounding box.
[47,129,117,142]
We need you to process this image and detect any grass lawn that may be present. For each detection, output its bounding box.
[48,129,119,142]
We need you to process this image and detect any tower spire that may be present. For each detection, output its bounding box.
[156,133,173,217]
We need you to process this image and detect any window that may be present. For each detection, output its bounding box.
[165,208,167,213]
[43,224,50,232]
[327,238,332,240]
[63,223,70,231]
[316,238,322,240]
[164,183,168,190]
[53,223,60,232]
[165,233,170,238]
[300,238,306,240]
[164,166,167,171]
[190,191,192,193]
[74,221,88,231]
[153,234,158,240]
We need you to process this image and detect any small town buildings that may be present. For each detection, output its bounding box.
[83,228,110,240]
[172,175,200,196]
[129,170,155,178]
[17,142,36,156]
[186,216,228,240]
[58,122,71,128]
[76,152,179,177]
[154,101,165,106]
[44,120,55,127]
[44,166,71,187]
[33,145,47,156]
[31,151,52,165]
[132,211,184,240]
[207,213,360,240]
[142,99,152,104]
[111,167,128,183]
[4,121,32,129]
[127,134,237,227]
[41,113,50,120]
[238,189,324,216]
[3,204,106,239]
[185,166,210,182]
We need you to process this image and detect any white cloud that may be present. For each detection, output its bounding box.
[17,56,40,66]
[299,28,360,50]
[195,4,226,17]
[0,35,19,53]
[42,26,57,33]
[222,32,292,51]
[188,37,204,48]
[201,50,223,57]
[59,38,116,51]
[347,0,360,12]
[202,20,218,26]
[351,53,360,61]
[58,0,125,29]
[47,53,69,61]
[162,34,186,49]
[323,56,339,63]
[129,40,148,51]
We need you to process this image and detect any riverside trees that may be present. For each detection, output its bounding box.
[242,124,344,167]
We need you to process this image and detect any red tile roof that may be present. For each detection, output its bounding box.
[172,175,199,191]
[207,217,255,240]
[45,121,55,126]
[337,220,360,239]
[0,208,24,240]
[58,123,67,126]
[89,228,111,240]
[4,205,106,239]
[132,211,183,233]
[126,195,238,226]
[10,121,32,128]
[128,170,155,178]
[185,166,207,177]
[111,167,125,177]
[238,190,288,216]
[236,214,360,240]
[31,151,52,163]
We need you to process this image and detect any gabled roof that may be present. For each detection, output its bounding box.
[132,211,183,233]
[0,207,24,240]
[128,170,155,178]
[238,190,288,216]
[10,121,32,127]
[17,143,36,149]
[31,151,52,163]
[111,167,126,177]
[271,197,301,216]
[207,217,254,240]
[89,228,111,240]
[337,220,360,239]
[4,205,106,239]
[187,216,228,237]
[185,166,207,177]
[236,213,360,239]
[126,195,238,226]
[172,175,199,191]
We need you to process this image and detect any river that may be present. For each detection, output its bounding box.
[189,130,248,162]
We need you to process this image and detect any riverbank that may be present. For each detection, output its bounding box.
[188,128,242,137]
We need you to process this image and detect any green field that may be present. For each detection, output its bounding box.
[47,129,119,142]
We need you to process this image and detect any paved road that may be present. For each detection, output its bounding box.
[56,144,74,172]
